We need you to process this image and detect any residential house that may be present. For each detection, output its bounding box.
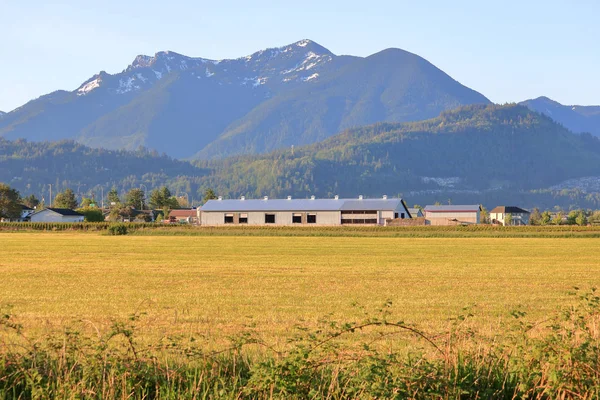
[490,206,530,226]
[166,209,198,224]
[0,205,35,222]
[30,208,84,223]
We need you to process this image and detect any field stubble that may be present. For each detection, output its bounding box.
[0,233,598,350]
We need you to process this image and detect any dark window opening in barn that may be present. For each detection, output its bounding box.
[401,213,405,219]
[265,214,275,224]
[394,213,399,219]
[239,213,248,224]
[292,213,302,223]
[224,214,234,224]
[307,214,317,224]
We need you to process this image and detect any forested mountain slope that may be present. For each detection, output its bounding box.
[194,104,600,204]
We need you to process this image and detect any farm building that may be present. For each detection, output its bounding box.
[423,205,482,225]
[166,209,199,224]
[30,208,84,223]
[490,206,530,226]
[200,196,411,226]
[407,208,424,218]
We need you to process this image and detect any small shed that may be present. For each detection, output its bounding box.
[30,208,84,223]
[424,205,482,225]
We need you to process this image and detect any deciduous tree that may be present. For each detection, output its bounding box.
[0,183,21,220]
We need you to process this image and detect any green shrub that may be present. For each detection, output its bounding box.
[107,223,128,235]
[76,207,105,222]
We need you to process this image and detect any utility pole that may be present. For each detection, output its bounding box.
[101,187,104,209]
[49,184,52,207]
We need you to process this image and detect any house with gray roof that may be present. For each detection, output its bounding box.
[30,208,84,223]
[200,195,411,226]
[490,206,530,226]
[423,205,482,225]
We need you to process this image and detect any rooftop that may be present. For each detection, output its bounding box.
[43,208,84,216]
[201,197,406,212]
[490,206,530,214]
[424,205,482,212]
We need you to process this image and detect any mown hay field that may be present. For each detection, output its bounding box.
[1,232,599,347]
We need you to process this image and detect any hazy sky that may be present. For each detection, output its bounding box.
[1,0,598,112]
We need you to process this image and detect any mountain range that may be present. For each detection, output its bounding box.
[3,104,600,210]
[0,40,490,159]
[520,96,600,137]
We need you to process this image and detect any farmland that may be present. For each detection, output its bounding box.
[1,233,599,341]
[1,232,600,398]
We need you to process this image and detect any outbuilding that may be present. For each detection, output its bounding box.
[200,196,411,226]
[166,209,199,224]
[424,205,482,225]
[30,208,84,223]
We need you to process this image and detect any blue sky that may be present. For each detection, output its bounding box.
[1,0,598,112]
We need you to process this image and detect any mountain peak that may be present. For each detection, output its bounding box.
[126,51,218,73]
[76,71,109,96]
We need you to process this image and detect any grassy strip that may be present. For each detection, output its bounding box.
[1,290,599,399]
[130,225,600,238]
[2,222,600,238]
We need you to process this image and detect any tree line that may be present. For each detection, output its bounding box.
[0,182,218,222]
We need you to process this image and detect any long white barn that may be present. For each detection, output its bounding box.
[200,196,411,226]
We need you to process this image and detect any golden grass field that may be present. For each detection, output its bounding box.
[1,232,599,348]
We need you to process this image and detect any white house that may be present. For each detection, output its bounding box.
[0,205,35,222]
[490,206,530,226]
[30,208,84,223]
[200,195,411,226]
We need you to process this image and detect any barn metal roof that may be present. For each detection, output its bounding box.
[201,198,406,212]
[424,205,482,212]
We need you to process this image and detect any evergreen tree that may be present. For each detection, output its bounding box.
[107,188,121,207]
[202,188,218,203]
[125,188,146,210]
[53,188,78,209]
[149,186,179,209]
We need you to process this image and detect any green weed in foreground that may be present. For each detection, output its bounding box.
[1,290,599,399]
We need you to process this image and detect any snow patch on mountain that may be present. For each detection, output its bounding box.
[77,77,102,96]
[253,77,268,87]
[302,73,319,82]
[116,77,139,94]
[153,70,162,80]
[205,68,215,78]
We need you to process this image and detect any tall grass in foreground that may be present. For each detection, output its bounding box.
[1,290,599,399]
